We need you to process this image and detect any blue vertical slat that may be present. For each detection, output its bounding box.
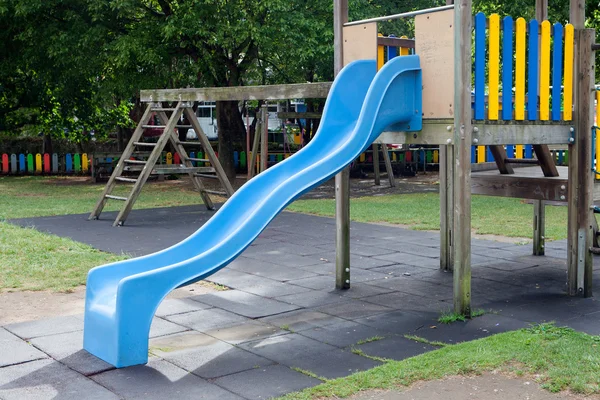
[189,151,196,167]
[558,150,564,165]
[18,154,25,172]
[66,154,73,172]
[387,34,398,59]
[525,145,533,158]
[502,16,514,120]
[233,151,239,168]
[474,13,486,120]
[486,147,494,162]
[506,145,515,158]
[527,19,539,121]
[551,23,564,121]
[471,146,476,163]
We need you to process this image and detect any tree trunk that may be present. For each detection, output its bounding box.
[42,134,53,155]
[216,100,245,179]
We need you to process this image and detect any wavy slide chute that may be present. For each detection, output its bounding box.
[84,55,422,367]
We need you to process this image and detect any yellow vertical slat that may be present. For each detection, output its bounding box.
[488,14,500,120]
[563,24,574,121]
[515,18,526,120]
[166,152,172,165]
[596,90,600,179]
[400,35,410,56]
[477,146,485,163]
[433,150,439,163]
[515,144,524,159]
[540,20,551,120]
[82,153,89,173]
[377,34,385,70]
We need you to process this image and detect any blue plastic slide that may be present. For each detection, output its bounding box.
[84,55,422,368]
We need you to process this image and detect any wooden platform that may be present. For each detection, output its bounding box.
[472,166,600,201]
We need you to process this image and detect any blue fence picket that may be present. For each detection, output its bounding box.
[551,23,564,121]
[474,12,486,120]
[65,153,73,173]
[502,16,514,120]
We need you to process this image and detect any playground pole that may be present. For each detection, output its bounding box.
[452,0,473,316]
[334,0,351,290]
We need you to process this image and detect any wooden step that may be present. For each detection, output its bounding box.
[204,189,227,196]
[187,157,209,163]
[505,158,539,164]
[124,159,147,165]
[105,194,128,201]
[115,177,138,183]
[195,173,218,179]
[175,125,192,128]
[177,141,203,146]
[142,125,166,129]
[133,142,157,147]
[150,107,176,111]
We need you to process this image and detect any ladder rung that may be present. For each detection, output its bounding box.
[178,141,203,146]
[134,142,157,147]
[195,174,219,179]
[175,125,193,128]
[124,159,147,164]
[505,158,539,164]
[115,177,138,183]
[150,107,176,111]
[204,190,227,196]
[187,157,209,162]
[105,195,128,201]
[142,125,166,129]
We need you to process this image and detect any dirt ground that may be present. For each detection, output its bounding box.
[0,282,216,325]
[347,372,597,400]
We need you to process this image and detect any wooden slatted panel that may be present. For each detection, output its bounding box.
[43,153,50,173]
[539,20,551,120]
[502,16,514,121]
[488,14,500,120]
[82,153,89,173]
[551,23,564,121]
[563,24,574,121]
[527,19,539,121]
[377,33,385,70]
[515,18,527,120]
[474,12,486,120]
[35,154,42,173]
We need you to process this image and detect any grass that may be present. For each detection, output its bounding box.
[287,193,568,240]
[278,324,600,399]
[0,176,211,292]
[403,334,448,347]
[438,308,486,324]
[356,336,385,345]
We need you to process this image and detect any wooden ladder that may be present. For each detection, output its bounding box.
[89,102,234,226]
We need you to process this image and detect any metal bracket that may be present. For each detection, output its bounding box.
[569,126,575,143]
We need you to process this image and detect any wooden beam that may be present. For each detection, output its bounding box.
[248,110,262,178]
[452,0,472,317]
[334,0,350,290]
[377,36,415,48]
[567,27,594,297]
[260,105,268,173]
[381,146,396,187]
[277,112,322,119]
[372,144,381,185]
[140,82,332,102]
[533,200,546,255]
[471,174,568,201]
[532,145,559,176]
[488,145,514,174]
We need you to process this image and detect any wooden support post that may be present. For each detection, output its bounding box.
[248,109,262,178]
[334,0,350,290]
[260,104,268,173]
[381,146,396,187]
[440,0,455,272]
[373,144,381,185]
[452,0,472,316]
[533,200,545,255]
[567,25,595,297]
[489,145,514,174]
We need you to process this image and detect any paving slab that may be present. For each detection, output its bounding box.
[0,328,48,368]
[227,257,320,281]
[191,290,300,319]
[314,299,394,320]
[289,348,382,379]
[362,292,445,313]
[93,358,242,399]
[312,251,396,270]
[4,315,82,339]
[214,364,321,400]
[238,281,314,298]
[244,251,325,268]
[239,333,337,365]
[260,310,347,332]
[29,331,114,376]
[149,331,274,379]
[155,298,212,318]
[354,310,437,335]
[149,317,189,338]
[355,335,436,360]
[204,320,285,345]
[165,308,251,332]
[298,320,386,348]
[275,290,347,308]
[0,359,118,400]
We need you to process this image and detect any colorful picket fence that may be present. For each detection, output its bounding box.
[0,152,90,175]
[473,13,574,121]
[471,145,569,166]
